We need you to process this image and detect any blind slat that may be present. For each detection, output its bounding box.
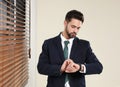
[0,7,26,20]
[0,2,26,17]
[0,14,25,24]
[4,0,26,15]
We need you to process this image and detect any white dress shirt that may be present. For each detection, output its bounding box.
[60,34,86,87]
[60,34,74,58]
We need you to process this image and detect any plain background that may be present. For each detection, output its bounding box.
[30,0,120,87]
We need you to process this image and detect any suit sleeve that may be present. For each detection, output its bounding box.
[37,40,62,77]
[85,42,103,75]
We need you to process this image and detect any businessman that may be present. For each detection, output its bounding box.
[37,10,103,87]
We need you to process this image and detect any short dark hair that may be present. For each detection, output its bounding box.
[65,10,84,23]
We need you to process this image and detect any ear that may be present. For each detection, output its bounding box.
[64,20,67,26]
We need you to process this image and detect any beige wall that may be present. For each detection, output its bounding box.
[36,0,120,87]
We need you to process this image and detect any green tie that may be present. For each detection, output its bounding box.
[64,41,69,83]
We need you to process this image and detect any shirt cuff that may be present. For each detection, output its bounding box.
[79,64,86,73]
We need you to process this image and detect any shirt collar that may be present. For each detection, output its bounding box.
[60,33,74,44]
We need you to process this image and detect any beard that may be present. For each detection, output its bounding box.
[65,27,77,38]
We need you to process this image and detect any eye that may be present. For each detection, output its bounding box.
[77,27,80,30]
[71,25,80,30]
[71,25,76,28]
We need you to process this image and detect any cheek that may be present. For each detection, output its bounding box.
[69,28,74,33]
[66,26,71,32]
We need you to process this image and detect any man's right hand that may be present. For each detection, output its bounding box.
[60,59,81,73]
[60,59,74,72]
[60,60,68,72]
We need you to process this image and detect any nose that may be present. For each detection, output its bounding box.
[74,28,78,33]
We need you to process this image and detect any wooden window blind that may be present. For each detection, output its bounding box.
[0,0,30,87]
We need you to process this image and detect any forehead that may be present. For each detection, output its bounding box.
[68,18,82,26]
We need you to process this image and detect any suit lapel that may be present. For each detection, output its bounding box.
[70,38,78,59]
[55,35,65,62]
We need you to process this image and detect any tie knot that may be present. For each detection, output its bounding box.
[64,41,69,46]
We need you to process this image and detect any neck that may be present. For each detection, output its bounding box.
[62,31,69,39]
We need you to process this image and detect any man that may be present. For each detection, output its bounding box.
[37,10,103,87]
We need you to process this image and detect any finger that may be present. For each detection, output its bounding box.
[61,60,69,72]
[67,59,74,64]
[65,68,76,73]
[66,64,75,71]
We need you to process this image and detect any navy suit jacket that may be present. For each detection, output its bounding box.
[37,34,103,87]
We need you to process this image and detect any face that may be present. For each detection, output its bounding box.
[64,18,83,39]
